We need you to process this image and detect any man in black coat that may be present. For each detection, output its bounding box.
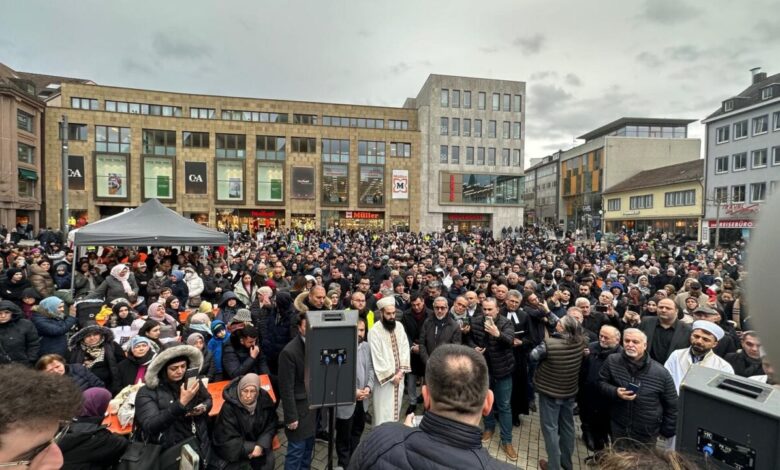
[402,292,428,415]
[0,300,39,365]
[599,328,678,448]
[222,326,270,379]
[279,312,316,469]
[348,344,515,470]
[639,298,691,364]
[725,331,764,377]
[418,297,461,366]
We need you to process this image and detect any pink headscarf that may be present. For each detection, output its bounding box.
[148,302,177,326]
[111,263,133,295]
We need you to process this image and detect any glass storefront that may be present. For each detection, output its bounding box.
[217,209,285,232]
[69,210,89,228]
[95,154,128,199]
[321,210,384,231]
[321,164,348,205]
[291,213,316,230]
[390,216,410,232]
[358,165,385,206]
[216,160,244,201]
[444,213,492,233]
[256,162,283,203]
[143,157,174,199]
[439,172,523,205]
[604,218,699,238]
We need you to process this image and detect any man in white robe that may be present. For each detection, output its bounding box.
[368,295,411,426]
[664,319,733,448]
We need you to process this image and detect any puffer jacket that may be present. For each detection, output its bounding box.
[532,333,588,399]
[466,314,515,379]
[598,351,678,443]
[579,341,622,412]
[348,411,515,470]
[66,363,105,391]
[184,268,204,302]
[30,305,77,357]
[222,334,270,379]
[0,301,40,365]
[0,274,31,306]
[134,345,212,461]
[210,376,278,470]
[28,263,55,298]
[203,274,232,303]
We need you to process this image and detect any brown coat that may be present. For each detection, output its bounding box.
[28,263,55,298]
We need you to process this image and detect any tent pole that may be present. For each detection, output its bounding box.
[70,243,77,294]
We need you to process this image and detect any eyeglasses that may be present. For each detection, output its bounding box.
[0,421,70,467]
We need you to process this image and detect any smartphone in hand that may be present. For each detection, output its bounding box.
[627,382,640,394]
[184,367,200,389]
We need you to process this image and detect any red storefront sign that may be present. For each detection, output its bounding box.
[250,210,279,218]
[345,211,382,220]
[445,214,487,221]
[707,220,754,229]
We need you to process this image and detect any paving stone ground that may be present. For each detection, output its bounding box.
[272,403,593,469]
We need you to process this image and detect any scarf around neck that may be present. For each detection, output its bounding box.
[111,264,133,294]
[80,338,106,368]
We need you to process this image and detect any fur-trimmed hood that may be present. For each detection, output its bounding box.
[144,345,203,390]
[68,325,114,349]
[293,290,332,313]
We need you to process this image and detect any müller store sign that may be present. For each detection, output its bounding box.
[344,211,382,220]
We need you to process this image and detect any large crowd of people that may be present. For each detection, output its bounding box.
[0,224,770,470]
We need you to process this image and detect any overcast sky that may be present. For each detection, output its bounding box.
[2,0,779,164]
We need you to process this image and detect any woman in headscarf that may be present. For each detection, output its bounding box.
[28,258,55,299]
[118,335,158,388]
[186,331,216,382]
[108,301,138,347]
[210,373,278,470]
[147,301,179,341]
[134,345,212,464]
[89,263,139,304]
[184,266,205,308]
[73,260,98,300]
[52,263,72,290]
[0,267,31,307]
[31,295,77,357]
[66,325,125,394]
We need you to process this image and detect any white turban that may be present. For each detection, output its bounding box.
[376,296,395,312]
[692,320,724,341]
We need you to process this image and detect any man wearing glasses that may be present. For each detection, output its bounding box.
[0,364,82,469]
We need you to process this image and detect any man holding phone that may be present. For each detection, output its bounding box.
[598,328,678,449]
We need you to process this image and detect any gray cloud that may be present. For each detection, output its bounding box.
[565,73,582,86]
[121,58,156,76]
[755,19,780,43]
[639,0,700,25]
[479,45,500,54]
[387,62,411,76]
[513,34,545,55]
[636,51,663,67]
[529,84,573,115]
[152,32,211,59]
[530,70,558,80]
[667,45,703,62]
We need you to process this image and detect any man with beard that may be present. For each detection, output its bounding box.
[578,325,621,462]
[725,331,765,377]
[664,320,734,393]
[639,298,691,364]
[355,277,377,312]
[464,290,482,318]
[402,292,428,414]
[335,317,373,468]
[369,296,411,426]
[598,329,678,449]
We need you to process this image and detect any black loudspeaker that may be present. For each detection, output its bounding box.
[304,310,358,409]
[677,366,780,470]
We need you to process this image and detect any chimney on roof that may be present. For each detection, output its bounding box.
[751,67,767,84]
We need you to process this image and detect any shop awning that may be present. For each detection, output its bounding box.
[18,168,38,181]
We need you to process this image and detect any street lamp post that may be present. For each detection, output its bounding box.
[61,115,69,237]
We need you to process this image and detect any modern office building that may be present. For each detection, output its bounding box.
[524,151,560,226]
[702,68,780,245]
[558,117,700,233]
[601,159,704,239]
[42,82,421,232]
[0,63,91,231]
[405,75,525,234]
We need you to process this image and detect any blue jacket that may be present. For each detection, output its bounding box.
[30,309,77,357]
[207,320,230,374]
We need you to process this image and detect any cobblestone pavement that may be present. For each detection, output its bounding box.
[273,407,592,469]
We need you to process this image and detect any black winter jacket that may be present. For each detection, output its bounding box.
[210,376,278,470]
[222,335,270,379]
[578,342,622,413]
[66,364,105,391]
[418,314,461,365]
[598,352,678,443]
[31,308,77,357]
[0,307,40,365]
[60,418,129,470]
[467,314,515,379]
[66,327,125,394]
[401,308,429,377]
[348,411,515,470]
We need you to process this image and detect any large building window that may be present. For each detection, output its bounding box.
[293,114,317,125]
[464,91,471,108]
[71,97,98,110]
[388,120,408,130]
[774,146,780,166]
[143,157,174,199]
[440,117,449,135]
[257,162,284,203]
[215,133,246,158]
[716,125,730,143]
[512,149,521,166]
[513,94,522,112]
[190,107,216,119]
[59,123,88,141]
[183,131,209,148]
[629,194,653,209]
[440,89,449,107]
[359,165,385,206]
[474,119,482,137]
[216,160,244,201]
[17,110,33,133]
[322,116,384,128]
[492,93,500,111]
[488,120,496,138]
[358,141,385,164]
[452,90,460,108]
[95,154,129,199]
[107,100,181,116]
[752,149,768,168]
[440,145,448,163]
[732,184,746,203]
[714,186,728,204]
[664,189,695,207]
[477,147,485,165]
[322,164,348,205]
[487,148,496,165]
[753,115,769,135]
[502,121,510,139]
[451,146,460,164]
[323,139,350,163]
[390,142,411,158]
[291,137,316,153]
[439,172,522,205]
[478,92,486,110]
[17,143,34,164]
[96,126,131,153]
[463,118,471,137]
[142,129,176,156]
[256,135,286,160]
[501,148,510,166]
[503,94,511,111]
[18,170,36,198]
[751,182,766,202]
[512,122,521,139]
[734,120,748,139]
[774,111,780,131]
[715,156,729,173]
[607,198,621,211]
[452,118,460,136]
[466,147,474,164]
[733,152,747,171]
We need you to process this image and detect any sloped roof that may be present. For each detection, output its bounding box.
[602,159,703,195]
[0,62,93,101]
[72,199,228,246]
[706,72,780,120]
